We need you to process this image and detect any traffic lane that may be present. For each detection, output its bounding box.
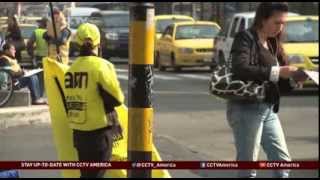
[150,77,318,114]
[114,63,318,109]
[114,64,213,91]
[151,93,319,114]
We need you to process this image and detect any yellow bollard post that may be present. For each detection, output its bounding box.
[128,2,155,178]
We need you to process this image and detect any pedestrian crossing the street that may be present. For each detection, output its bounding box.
[115,68,211,81]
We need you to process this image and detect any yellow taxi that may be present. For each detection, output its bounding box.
[155,21,220,71]
[283,16,318,86]
[154,15,195,67]
[155,15,194,40]
[0,23,38,68]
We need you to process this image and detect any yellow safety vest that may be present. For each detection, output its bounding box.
[64,56,124,131]
[34,28,48,57]
[0,55,22,73]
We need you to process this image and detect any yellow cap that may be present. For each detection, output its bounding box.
[75,23,100,46]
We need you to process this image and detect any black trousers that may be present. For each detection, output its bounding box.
[73,127,114,178]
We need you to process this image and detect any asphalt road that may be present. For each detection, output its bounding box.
[0,63,318,178]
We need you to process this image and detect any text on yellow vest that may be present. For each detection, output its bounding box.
[64,56,124,131]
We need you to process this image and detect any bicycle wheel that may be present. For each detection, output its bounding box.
[0,70,14,107]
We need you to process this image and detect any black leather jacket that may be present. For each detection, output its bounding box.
[230,29,294,112]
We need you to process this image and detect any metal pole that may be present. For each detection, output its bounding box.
[16,2,21,17]
[128,2,154,178]
[220,3,224,30]
[49,2,62,63]
[201,2,204,20]
[70,2,76,8]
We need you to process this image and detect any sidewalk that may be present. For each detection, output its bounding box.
[0,105,50,129]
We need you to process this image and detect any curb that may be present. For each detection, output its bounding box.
[0,105,50,129]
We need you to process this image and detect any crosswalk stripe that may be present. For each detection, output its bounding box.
[177,74,210,80]
[154,74,181,80]
[117,74,128,80]
[117,74,181,81]
[116,69,129,73]
[116,69,210,81]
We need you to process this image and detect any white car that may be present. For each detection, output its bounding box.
[63,7,100,57]
[213,12,299,65]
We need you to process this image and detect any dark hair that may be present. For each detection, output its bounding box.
[252,2,289,65]
[8,16,20,32]
[37,17,48,28]
[2,42,14,51]
[79,39,97,56]
[53,7,61,14]
[252,2,289,30]
[7,16,22,40]
[0,43,14,57]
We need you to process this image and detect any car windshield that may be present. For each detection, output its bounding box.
[284,19,318,43]
[21,26,36,39]
[103,14,129,27]
[156,18,192,33]
[70,16,90,29]
[175,25,220,40]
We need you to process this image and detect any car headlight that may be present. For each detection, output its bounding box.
[105,32,119,40]
[310,57,319,65]
[287,54,305,64]
[179,48,193,54]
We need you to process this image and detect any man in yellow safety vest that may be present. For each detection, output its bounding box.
[27,17,48,68]
[64,23,124,178]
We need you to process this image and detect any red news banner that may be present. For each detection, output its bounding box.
[0,161,318,169]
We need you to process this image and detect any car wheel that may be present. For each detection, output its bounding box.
[171,54,181,72]
[218,52,225,65]
[158,53,166,71]
[159,64,166,71]
[210,65,215,71]
[154,52,160,68]
[102,51,111,59]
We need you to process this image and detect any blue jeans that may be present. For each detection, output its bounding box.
[17,74,43,102]
[37,71,44,98]
[226,101,291,178]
